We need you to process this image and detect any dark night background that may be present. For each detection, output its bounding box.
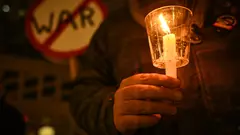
[0,0,240,135]
[0,0,126,135]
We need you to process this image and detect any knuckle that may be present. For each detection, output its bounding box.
[159,75,169,81]
[115,87,130,101]
[120,78,128,88]
[114,92,120,102]
[114,89,121,97]
[137,73,150,82]
[115,89,125,101]
[120,86,130,96]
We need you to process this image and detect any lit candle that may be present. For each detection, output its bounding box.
[159,14,177,78]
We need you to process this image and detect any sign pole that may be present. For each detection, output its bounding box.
[69,57,78,80]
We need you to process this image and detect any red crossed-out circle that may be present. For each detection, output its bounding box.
[25,0,107,58]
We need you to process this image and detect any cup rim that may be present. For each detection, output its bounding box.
[144,5,193,23]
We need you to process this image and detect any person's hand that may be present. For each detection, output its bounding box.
[113,73,182,135]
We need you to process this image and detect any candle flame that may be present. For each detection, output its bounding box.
[159,14,171,34]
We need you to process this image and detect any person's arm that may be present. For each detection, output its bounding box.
[69,20,119,135]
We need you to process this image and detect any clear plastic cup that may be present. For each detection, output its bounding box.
[145,5,193,69]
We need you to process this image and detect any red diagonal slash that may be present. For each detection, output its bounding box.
[43,0,91,47]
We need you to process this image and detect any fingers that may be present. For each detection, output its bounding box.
[120,73,180,89]
[120,115,160,131]
[119,100,177,115]
[114,73,182,134]
[119,84,182,101]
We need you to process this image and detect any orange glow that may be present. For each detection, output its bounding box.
[159,14,171,34]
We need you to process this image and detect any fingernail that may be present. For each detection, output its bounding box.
[153,114,161,119]
[174,91,182,100]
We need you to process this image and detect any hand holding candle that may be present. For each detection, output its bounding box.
[145,6,193,78]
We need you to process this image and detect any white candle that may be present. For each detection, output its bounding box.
[159,14,177,78]
[163,34,177,78]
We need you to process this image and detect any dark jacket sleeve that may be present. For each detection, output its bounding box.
[69,20,119,135]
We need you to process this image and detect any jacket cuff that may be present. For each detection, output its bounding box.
[104,90,120,135]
